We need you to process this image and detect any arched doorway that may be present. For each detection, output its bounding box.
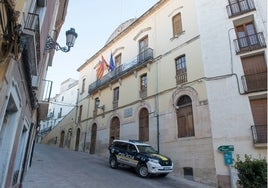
[75,128,80,151]
[90,123,97,154]
[59,131,65,148]
[109,117,120,144]
[176,95,194,138]
[139,108,149,141]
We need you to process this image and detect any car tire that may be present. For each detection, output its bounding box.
[109,156,118,169]
[137,164,149,178]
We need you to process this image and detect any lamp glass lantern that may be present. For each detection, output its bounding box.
[46,28,78,52]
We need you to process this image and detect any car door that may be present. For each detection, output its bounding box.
[125,144,139,167]
[116,142,129,165]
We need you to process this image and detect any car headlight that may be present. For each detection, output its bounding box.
[149,158,159,164]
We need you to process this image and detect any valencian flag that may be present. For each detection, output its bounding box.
[96,56,109,80]
[109,52,115,71]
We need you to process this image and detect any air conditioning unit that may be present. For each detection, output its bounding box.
[37,0,47,7]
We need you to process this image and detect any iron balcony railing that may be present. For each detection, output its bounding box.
[226,0,255,18]
[251,125,267,144]
[241,71,267,93]
[234,32,266,54]
[88,48,153,94]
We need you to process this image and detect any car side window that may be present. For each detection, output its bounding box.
[128,144,137,153]
[116,142,127,151]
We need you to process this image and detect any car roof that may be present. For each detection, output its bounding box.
[113,139,149,146]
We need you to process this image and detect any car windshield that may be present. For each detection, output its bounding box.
[137,145,157,154]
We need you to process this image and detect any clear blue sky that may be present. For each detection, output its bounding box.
[47,0,159,96]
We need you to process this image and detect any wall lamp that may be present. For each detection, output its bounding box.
[45,28,78,52]
[95,98,105,118]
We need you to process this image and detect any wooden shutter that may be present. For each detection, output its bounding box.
[250,98,267,125]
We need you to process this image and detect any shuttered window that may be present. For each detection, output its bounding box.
[172,13,182,37]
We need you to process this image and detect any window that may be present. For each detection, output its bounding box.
[140,74,147,90]
[115,53,122,66]
[113,87,119,101]
[78,105,83,121]
[140,74,147,98]
[241,54,267,92]
[172,13,182,37]
[138,36,148,63]
[113,87,119,109]
[175,55,187,84]
[236,22,257,48]
[81,78,86,93]
[250,98,267,144]
[226,0,255,17]
[176,95,194,138]
[139,36,148,53]
[58,108,62,118]
[61,96,64,101]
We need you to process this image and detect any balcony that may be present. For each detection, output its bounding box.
[88,48,153,94]
[176,67,187,85]
[251,125,267,144]
[234,32,266,54]
[226,0,255,18]
[241,71,267,93]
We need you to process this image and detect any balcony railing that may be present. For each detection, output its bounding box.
[176,68,187,85]
[234,32,266,54]
[251,125,267,144]
[241,71,267,93]
[226,0,255,18]
[88,48,153,94]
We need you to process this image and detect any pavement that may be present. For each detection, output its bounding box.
[22,144,216,188]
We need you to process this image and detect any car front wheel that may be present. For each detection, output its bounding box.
[109,156,118,169]
[137,164,149,178]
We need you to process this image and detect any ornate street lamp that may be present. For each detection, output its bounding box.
[46,28,78,52]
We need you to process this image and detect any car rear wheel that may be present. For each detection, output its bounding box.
[109,156,118,169]
[137,164,149,178]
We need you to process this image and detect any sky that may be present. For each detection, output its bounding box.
[47,0,159,97]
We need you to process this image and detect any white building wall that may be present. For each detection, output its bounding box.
[195,0,267,177]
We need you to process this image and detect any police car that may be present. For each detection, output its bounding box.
[108,140,173,177]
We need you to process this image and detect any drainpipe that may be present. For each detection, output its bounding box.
[228,28,235,74]
[75,88,79,125]
[154,56,161,153]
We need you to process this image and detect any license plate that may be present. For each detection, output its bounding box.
[163,167,171,170]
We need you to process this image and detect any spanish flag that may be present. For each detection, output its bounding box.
[96,56,109,80]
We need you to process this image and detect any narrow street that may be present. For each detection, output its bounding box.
[22,144,214,188]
